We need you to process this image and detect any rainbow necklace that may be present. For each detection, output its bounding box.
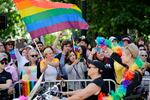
[106,56,143,100]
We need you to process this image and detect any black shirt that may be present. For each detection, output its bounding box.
[0,70,12,99]
[101,57,115,80]
[85,77,108,100]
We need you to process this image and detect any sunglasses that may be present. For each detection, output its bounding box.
[0,58,8,65]
[30,55,38,58]
[140,55,148,57]
[139,49,146,51]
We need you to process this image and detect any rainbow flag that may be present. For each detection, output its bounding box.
[22,81,36,96]
[13,0,89,39]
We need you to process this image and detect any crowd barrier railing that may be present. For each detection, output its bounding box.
[142,76,150,93]
[12,79,117,99]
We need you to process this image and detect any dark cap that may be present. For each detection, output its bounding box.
[78,36,89,44]
[122,36,131,43]
[87,59,104,70]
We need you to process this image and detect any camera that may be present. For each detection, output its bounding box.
[79,58,84,62]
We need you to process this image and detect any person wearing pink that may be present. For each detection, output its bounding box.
[5,63,18,82]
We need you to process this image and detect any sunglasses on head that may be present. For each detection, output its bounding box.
[30,55,38,58]
[0,58,8,65]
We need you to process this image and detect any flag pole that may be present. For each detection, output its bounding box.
[28,73,44,100]
[33,39,44,59]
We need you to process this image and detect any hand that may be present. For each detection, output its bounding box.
[8,87,15,95]
[102,47,113,58]
[61,92,70,97]
[91,48,97,55]
[58,32,65,38]
[61,92,67,95]
[51,96,60,100]
[72,59,79,65]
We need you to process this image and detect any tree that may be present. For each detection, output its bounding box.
[85,0,150,40]
[0,0,27,40]
[0,0,149,41]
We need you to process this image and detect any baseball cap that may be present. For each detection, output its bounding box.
[109,36,117,42]
[0,53,8,61]
[87,59,104,70]
[25,45,34,50]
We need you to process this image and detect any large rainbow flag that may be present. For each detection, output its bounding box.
[13,0,89,39]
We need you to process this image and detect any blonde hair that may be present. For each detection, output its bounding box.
[28,49,38,55]
[125,43,139,58]
[43,47,53,57]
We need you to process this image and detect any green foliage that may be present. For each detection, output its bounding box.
[44,30,72,46]
[0,0,27,40]
[44,34,56,46]
[0,0,149,42]
[85,0,150,40]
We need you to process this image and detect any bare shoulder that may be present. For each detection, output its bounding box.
[83,83,101,93]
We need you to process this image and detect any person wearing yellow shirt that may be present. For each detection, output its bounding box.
[40,46,59,81]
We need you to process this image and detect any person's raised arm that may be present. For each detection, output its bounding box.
[52,33,64,49]
[88,48,97,60]
[47,58,60,68]
[65,59,80,73]
[103,47,127,67]
[14,40,23,61]
[40,60,47,73]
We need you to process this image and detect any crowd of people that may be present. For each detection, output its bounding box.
[0,33,150,100]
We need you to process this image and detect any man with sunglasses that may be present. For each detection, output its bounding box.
[0,53,12,100]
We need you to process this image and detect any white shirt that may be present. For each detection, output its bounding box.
[44,65,57,81]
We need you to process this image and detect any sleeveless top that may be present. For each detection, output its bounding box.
[85,77,108,100]
[21,61,39,81]
[40,58,59,81]
[44,64,57,81]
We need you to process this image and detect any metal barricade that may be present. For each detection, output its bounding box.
[142,76,150,93]
[12,79,117,99]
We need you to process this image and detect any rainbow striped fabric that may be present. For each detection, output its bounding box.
[22,81,36,96]
[13,0,89,39]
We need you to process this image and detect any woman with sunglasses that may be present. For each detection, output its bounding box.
[0,53,12,100]
[21,49,39,81]
[139,50,150,76]
[52,60,108,100]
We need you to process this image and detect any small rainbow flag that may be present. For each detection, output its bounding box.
[13,0,89,39]
[22,81,36,96]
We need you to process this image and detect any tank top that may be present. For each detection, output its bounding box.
[44,65,57,81]
[85,77,108,100]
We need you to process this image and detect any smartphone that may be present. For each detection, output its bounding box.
[94,47,101,53]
